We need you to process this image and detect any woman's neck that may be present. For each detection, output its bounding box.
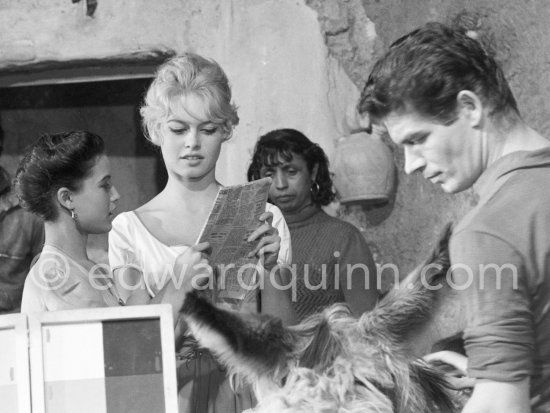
[160,176,221,210]
[283,202,320,225]
[44,219,89,262]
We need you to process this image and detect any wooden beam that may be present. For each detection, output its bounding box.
[0,49,176,88]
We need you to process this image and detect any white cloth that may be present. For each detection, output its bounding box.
[108,203,291,298]
[22,245,120,313]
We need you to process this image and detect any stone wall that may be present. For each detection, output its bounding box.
[306,0,550,276]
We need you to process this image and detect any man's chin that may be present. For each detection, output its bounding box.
[440,181,470,194]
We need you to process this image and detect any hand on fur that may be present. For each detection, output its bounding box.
[247,211,280,271]
[424,351,467,376]
[424,351,475,392]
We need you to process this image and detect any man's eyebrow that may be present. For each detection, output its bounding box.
[402,130,429,144]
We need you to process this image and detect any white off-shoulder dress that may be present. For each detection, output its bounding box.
[108,203,291,413]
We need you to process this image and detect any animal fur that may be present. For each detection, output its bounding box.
[180,224,459,413]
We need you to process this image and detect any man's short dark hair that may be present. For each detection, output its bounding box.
[358,22,519,125]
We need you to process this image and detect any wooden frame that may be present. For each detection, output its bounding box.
[0,313,32,413]
[0,50,175,87]
[28,304,177,413]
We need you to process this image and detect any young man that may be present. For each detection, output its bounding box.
[359,22,549,413]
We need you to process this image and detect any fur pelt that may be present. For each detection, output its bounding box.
[180,224,458,413]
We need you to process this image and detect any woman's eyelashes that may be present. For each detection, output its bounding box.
[169,127,188,135]
[201,126,219,135]
[261,168,298,178]
[168,124,219,135]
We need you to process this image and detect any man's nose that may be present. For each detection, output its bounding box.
[403,147,426,175]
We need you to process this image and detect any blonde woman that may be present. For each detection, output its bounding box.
[109,54,295,413]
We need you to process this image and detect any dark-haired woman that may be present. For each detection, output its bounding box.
[16,131,206,314]
[248,128,379,320]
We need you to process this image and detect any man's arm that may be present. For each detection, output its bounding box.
[450,231,535,413]
[462,378,530,413]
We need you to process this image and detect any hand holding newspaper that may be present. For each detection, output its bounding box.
[196,177,273,309]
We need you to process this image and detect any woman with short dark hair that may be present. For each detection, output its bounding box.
[16,131,122,311]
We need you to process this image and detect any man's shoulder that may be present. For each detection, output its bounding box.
[0,189,19,214]
[0,194,42,235]
[457,167,550,237]
[451,167,550,277]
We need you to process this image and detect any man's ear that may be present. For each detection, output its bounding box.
[457,90,484,128]
[311,163,319,183]
[56,187,73,210]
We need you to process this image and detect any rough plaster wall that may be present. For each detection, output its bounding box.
[1,0,361,260]
[4,0,362,184]
[207,0,360,186]
[305,0,383,90]
[0,0,197,64]
[306,0,550,276]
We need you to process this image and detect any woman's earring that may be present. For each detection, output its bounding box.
[70,209,78,222]
[310,181,320,198]
[223,129,233,141]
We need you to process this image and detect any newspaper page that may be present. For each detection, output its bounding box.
[196,177,272,309]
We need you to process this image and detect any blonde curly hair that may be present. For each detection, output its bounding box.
[140,53,239,145]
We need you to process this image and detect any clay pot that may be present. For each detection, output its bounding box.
[332,131,395,204]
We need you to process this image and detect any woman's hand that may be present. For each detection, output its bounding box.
[151,242,212,324]
[173,242,213,293]
[247,211,280,272]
